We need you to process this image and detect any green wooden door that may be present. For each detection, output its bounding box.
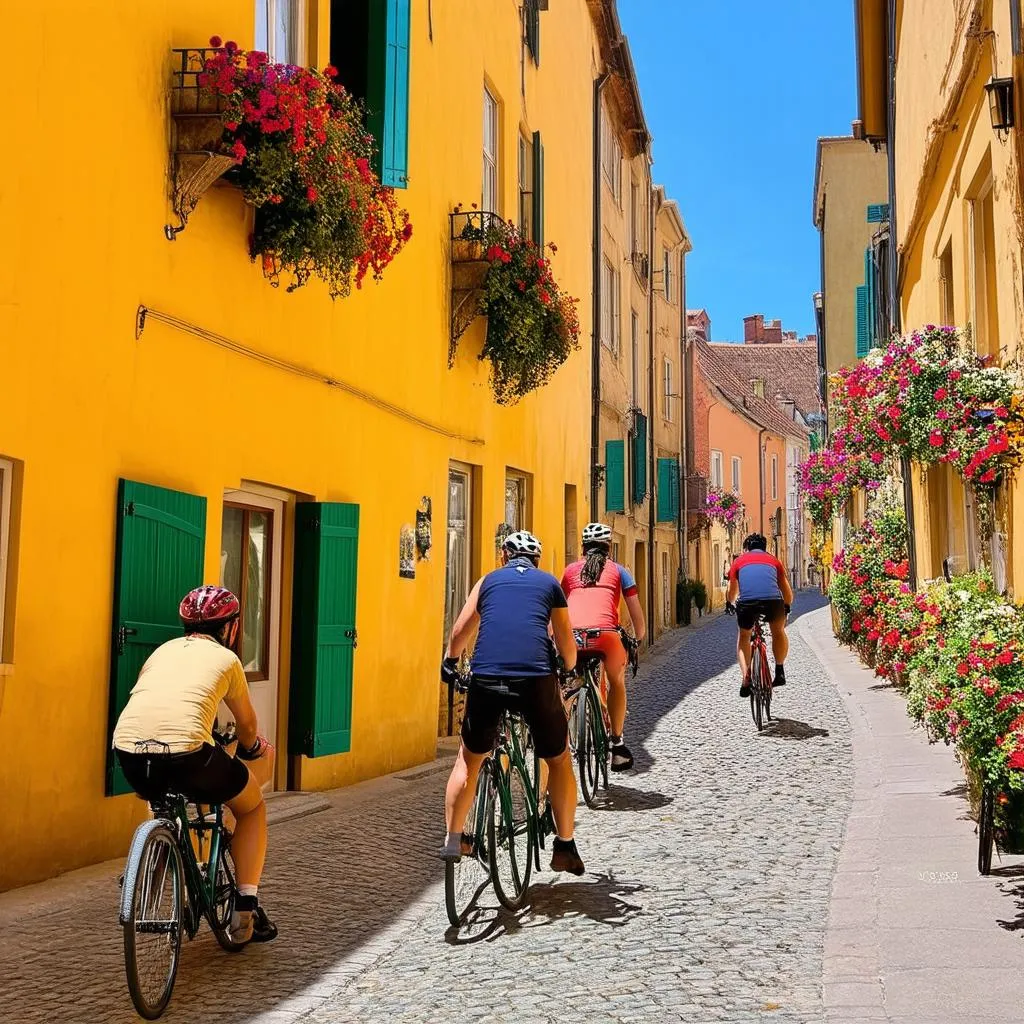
[290,503,360,757]
[107,480,206,795]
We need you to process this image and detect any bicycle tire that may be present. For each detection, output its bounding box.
[206,839,246,953]
[122,823,184,1020]
[761,648,774,724]
[978,784,995,876]
[489,758,535,910]
[749,647,764,731]
[444,762,491,927]
[576,687,602,807]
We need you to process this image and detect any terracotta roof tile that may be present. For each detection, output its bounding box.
[706,341,821,420]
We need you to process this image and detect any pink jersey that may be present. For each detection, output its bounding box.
[560,559,639,629]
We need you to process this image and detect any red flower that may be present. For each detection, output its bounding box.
[929,430,944,447]
[231,139,247,162]
[934,387,948,401]
[209,35,223,47]
[979,469,997,483]
[307,186,319,202]
[997,650,1015,666]
[957,662,970,677]
[1010,749,1024,771]
[325,65,339,78]
[401,222,413,241]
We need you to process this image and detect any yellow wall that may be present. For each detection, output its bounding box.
[0,0,598,888]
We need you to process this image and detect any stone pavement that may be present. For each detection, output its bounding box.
[5,594,1017,1023]
[803,610,1024,1024]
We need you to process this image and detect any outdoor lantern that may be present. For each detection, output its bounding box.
[986,77,1015,133]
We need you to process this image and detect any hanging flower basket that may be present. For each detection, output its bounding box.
[705,487,745,528]
[187,38,412,297]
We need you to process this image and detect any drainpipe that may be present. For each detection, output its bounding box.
[647,173,657,644]
[758,427,767,535]
[590,73,610,519]
[678,246,688,582]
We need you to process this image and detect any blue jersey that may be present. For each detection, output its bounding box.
[729,551,785,601]
[470,558,568,678]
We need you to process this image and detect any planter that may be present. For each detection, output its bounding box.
[830,602,841,637]
[858,639,877,669]
[964,762,1024,854]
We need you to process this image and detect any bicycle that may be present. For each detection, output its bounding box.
[978,782,996,875]
[444,674,555,926]
[567,627,638,806]
[748,615,774,732]
[118,730,246,1019]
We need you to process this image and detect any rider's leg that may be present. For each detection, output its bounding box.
[544,746,577,839]
[605,654,629,737]
[768,615,789,683]
[444,744,487,838]
[226,770,267,889]
[736,626,754,695]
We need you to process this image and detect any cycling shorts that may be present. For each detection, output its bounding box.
[115,742,250,804]
[461,674,568,759]
[574,628,627,672]
[735,599,786,631]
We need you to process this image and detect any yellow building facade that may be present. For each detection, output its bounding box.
[0,0,604,889]
[856,0,1024,588]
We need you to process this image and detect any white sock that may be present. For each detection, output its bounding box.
[238,884,258,898]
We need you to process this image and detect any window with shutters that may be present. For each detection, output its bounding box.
[631,413,648,505]
[256,0,307,64]
[855,284,869,357]
[330,0,411,188]
[605,440,626,513]
[0,457,15,663]
[631,310,640,405]
[710,450,723,489]
[731,456,741,493]
[601,257,620,355]
[518,132,534,238]
[656,457,679,522]
[601,106,622,204]
[482,86,500,214]
[290,502,360,758]
[524,0,540,65]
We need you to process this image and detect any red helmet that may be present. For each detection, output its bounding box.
[179,586,240,627]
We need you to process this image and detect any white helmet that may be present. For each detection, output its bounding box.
[503,530,542,559]
[581,522,613,547]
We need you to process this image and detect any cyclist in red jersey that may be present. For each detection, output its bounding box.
[560,523,646,771]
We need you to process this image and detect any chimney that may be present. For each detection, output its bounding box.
[743,314,764,343]
[852,119,864,140]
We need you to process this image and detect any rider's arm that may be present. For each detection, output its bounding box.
[225,684,259,752]
[445,577,483,659]
[777,561,795,606]
[624,592,646,642]
[549,606,577,673]
[726,558,740,604]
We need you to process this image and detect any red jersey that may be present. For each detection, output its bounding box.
[560,559,639,629]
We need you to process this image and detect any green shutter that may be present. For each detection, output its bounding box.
[657,457,679,522]
[290,503,360,758]
[867,203,889,223]
[855,285,869,357]
[632,413,648,504]
[605,440,625,513]
[367,0,410,188]
[107,480,206,795]
[864,248,876,350]
[532,131,544,250]
[526,0,540,63]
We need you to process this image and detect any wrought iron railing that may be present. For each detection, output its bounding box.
[170,47,229,116]
[450,210,505,247]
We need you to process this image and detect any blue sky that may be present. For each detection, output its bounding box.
[618,1,858,341]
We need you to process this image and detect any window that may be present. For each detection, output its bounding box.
[663,249,673,301]
[751,378,765,399]
[601,106,622,203]
[505,470,531,531]
[483,86,499,214]
[524,0,540,64]
[0,458,13,658]
[731,456,741,493]
[330,0,410,187]
[969,180,1000,358]
[771,455,779,500]
[939,242,955,326]
[444,465,474,646]
[518,133,533,238]
[612,541,621,564]
[710,450,723,489]
[631,310,640,404]
[601,258,620,354]
[221,504,273,680]
[256,0,306,64]
[713,542,722,586]
[630,181,640,254]
[662,359,674,421]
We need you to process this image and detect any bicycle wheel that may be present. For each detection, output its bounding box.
[576,688,602,807]
[206,837,246,953]
[978,784,995,876]
[761,649,774,724]
[445,762,492,927]
[489,758,535,909]
[749,647,764,732]
[121,822,184,1020]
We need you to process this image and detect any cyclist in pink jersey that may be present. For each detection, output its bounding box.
[560,522,646,771]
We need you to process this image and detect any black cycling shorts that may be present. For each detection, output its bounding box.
[735,598,787,631]
[115,742,250,805]
[461,674,568,759]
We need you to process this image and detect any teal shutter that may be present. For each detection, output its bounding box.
[867,203,889,223]
[290,503,359,758]
[532,131,544,249]
[656,458,680,522]
[107,480,206,795]
[632,413,648,504]
[864,248,876,350]
[605,440,625,513]
[855,285,869,357]
[525,0,540,64]
[367,0,411,188]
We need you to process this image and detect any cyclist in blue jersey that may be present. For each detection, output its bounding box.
[727,532,794,698]
[439,531,585,875]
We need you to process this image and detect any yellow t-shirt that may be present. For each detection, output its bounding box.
[113,635,249,754]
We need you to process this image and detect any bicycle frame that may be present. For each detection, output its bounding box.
[493,710,547,868]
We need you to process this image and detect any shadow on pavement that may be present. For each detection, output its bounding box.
[588,785,674,812]
[759,718,830,741]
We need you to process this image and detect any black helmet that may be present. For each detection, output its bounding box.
[742,532,767,552]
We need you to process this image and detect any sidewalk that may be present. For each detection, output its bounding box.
[801,607,1024,1024]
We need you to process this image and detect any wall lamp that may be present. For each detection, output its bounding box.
[986,77,1015,134]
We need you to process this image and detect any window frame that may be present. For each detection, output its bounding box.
[504,469,532,532]
[630,181,640,254]
[482,86,500,215]
[255,0,307,65]
[663,249,672,301]
[663,358,673,421]
[518,131,534,238]
[771,455,779,500]
[710,450,723,489]
[601,257,620,355]
[0,458,11,655]
[731,456,741,493]
[601,106,622,204]
[222,501,275,683]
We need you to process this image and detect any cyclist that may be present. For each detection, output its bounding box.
[440,531,585,875]
[560,522,646,772]
[726,533,794,698]
[112,585,276,944]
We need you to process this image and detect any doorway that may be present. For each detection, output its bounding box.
[442,463,474,735]
[633,540,647,626]
[220,490,285,791]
